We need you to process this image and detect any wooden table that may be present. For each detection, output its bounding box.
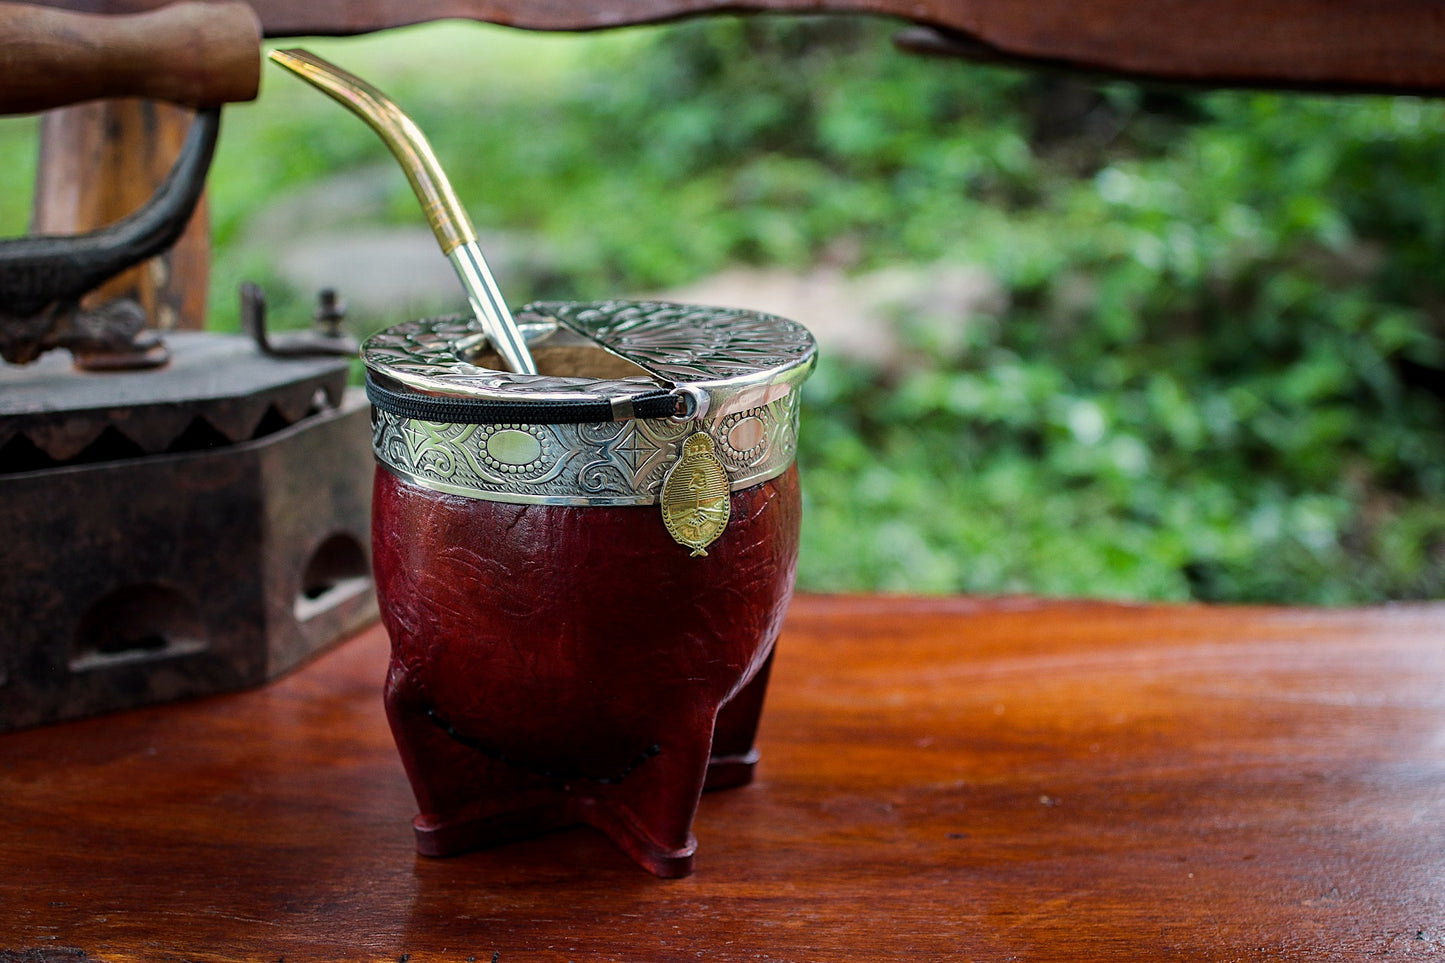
[2,594,1442,960]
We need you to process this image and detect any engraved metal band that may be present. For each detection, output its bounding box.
[363,299,815,505]
[372,391,801,506]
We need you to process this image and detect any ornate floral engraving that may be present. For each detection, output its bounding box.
[538,300,817,385]
[362,300,816,402]
[372,391,802,505]
[364,299,815,504]
[576,418,691,496]
[362,314,659,403]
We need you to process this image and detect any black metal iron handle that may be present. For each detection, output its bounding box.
[0,107,219,323]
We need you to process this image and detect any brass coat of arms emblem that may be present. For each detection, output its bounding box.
[660,433,731,556]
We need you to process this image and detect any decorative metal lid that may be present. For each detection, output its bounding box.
[363,299,817,507]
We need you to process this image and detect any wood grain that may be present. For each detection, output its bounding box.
[23,0,1445,94]
[1,594,1442,960]
[0,1,260,115]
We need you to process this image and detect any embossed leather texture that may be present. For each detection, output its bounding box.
[373,464,801,876]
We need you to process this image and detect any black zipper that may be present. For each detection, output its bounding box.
[365,374,681,425]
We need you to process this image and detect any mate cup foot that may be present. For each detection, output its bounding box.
[388,658,774,878]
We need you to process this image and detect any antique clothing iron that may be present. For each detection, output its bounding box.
[0,5,375,731]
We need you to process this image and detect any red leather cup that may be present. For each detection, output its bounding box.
[364,301,816,876]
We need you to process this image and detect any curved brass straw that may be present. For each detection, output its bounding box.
[268,48,538,374]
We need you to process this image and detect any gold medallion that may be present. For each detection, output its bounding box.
[660,433,731,556]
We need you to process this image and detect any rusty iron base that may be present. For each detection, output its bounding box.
[0,336,376,732]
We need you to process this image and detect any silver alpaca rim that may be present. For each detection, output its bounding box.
[363,300,816,504]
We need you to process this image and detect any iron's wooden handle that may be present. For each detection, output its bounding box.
[0,0,261,116]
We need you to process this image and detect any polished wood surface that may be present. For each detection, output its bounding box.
[2,594,1443,960]
[21,0,1445,94]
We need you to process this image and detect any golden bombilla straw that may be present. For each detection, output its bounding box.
[267,48,538,375]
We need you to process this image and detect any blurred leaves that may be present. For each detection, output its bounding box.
[6,16,1445,602]
[175,16,1445,605]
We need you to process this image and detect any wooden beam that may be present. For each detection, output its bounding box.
[25,0,1445,94]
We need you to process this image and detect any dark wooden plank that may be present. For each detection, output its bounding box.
[2,594,1443,960]
[23,0,1445,94]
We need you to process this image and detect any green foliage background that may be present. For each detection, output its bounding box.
[5,16,1445,602]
